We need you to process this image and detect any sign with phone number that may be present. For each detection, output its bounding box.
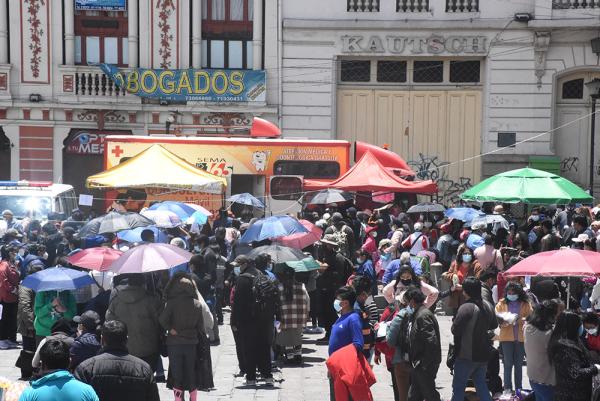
[196,162,234,177]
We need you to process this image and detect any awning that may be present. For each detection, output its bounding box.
[355,142,415,177]
[304,151,437,194]
[86,144,227,194]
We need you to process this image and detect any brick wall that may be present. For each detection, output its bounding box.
[19,126,53,180]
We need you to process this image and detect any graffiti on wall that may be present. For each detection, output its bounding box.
[560,157,579,174]
[407,153,472,205]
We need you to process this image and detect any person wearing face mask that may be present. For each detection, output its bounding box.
[353,250,377,296]
[383,265,439,308]
[401,222,430,256]
[495,282,532,393]
[328,286,363,356]
[549,311,600,401]
[583,312,600,358]
[0,244,20,350]
[466,221,486,251]
[385,290,412,401]
[70,310,102,370]
[442,245,482,315]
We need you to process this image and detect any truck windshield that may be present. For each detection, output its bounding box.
[0,196,52,219]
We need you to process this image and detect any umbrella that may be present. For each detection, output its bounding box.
[308,189,353,205]
[240,215,309,243]
[227,193,265,209]
[444,207,485,222]
[110,243,193,274]
[67,247,123,272]
[468,214,510,233]
[407,202,446,214]
[247,244,307,263]
[284,257,321,272]
[185,203,213,217]
[461,167,593,204]
[79,212,154,236]
[22,267,95,292]
[140,209,182,228]
[148,201,200,220]
[275,219,323,249]
[186,210,209,225]
[117,226,169,243]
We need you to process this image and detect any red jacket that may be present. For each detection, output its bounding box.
[326,344,376,401]
[587,333,600,352]
[0,260,20,303]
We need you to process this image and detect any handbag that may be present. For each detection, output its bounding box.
[446,342,456,372]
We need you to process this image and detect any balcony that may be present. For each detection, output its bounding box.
[347,0,380,12]
[397,0,429,12]
[58,65,140,105]
[553,0,600,8]
[446,0,479,12]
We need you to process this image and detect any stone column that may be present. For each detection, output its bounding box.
[192,0,202,68]
[252,0,263,70]
[0,0,9,64]
[128,0,139,67]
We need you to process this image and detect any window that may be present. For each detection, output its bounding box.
[74,10,128,66]
[273,161,341,179]
[340,60,371,82]
[202,0,253,69]
[562,78,584,99]
[377,61,407,83]
[413,60,443,83]
[270,177,303,201]
[449,60,480,83]
[498,132,516,148]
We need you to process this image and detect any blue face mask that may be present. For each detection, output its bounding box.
[405,305,414,315]
[579,324,585,337]
[462,254,473,263]
[507,294,519,302]
[381,253,391,261]
[333,299,343,313]
[354,301,361,310]
[356,258,363,264]
[233,266,241,276]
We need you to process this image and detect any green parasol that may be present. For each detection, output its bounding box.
[284,257,321,273]
[461,167,593,204]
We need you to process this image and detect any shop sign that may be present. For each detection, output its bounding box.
[75,0,127,11]
[99,64,267,103]
[341,34,488,55]
[67,130,129,155]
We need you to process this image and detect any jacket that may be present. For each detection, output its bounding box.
[326,344,376,401]
[481,284,494,307]
[19,370,99,401]
[69,332,101,370]
[0,260,19,303]
[74,347,160,401]
[106,284,162,358]
[17,285,35,337]
[524,323,555,386]
[386,308,410,364]
[551,339,598,401]
[278,281,310,330]
[442,261,482,308]
[159,276,205,346]
[408,305,441,370]
[34,291,76,337]
[451,300,496,363]
[495,299,532,342]
[231,267,268,328]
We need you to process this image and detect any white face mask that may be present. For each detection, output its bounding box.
[42,252,49,260]
[587,327,598,336]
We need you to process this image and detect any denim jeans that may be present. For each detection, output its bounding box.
[500,341,525,390]
[530,380,554,401]
[450,358,493,401]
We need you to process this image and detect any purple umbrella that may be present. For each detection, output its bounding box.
[110,243,193,274]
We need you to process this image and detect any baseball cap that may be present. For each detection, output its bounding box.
[73,310,101,331]
[231,255,251,266]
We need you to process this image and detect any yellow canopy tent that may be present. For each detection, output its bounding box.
[86,144,227,194]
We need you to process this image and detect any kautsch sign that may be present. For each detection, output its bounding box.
[341,35,488,55]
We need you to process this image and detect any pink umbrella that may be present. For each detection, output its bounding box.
[110,243,193,274]
[275,219,323,250]
[504,248,600,277]
[67,248,123,272]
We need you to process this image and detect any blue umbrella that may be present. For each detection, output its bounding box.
[240,216,309,243]
[117,226,169,244]
[22,267,95,292]
[444,207,485,223]
[148,201,197,220]
[186,210,209,225]
[227,193,265,209]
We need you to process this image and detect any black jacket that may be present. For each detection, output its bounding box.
[408,305,441,370]
[551,339,598,401]
[231,267,259,328]
[451,300,496,363]
[74,347,160,401]
[69,332,101,370]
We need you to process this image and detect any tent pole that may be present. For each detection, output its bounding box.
[567,279,571,310]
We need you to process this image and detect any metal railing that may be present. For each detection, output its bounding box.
[397,0,429,11]
[347,0,380,11]
[74,67,126,97]
[446,0,479,12]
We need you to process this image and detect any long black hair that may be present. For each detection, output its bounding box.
[393,264,421,293]
[548,311,588,364]
[527,299,559,332]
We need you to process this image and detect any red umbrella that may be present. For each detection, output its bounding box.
[503,248,600,277]
[275,219,323,250]
[67,247,123,272]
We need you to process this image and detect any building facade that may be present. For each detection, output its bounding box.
[0,0,280,199]
[280,0,600,202]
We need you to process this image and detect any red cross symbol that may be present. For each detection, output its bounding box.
[111,145,124,158]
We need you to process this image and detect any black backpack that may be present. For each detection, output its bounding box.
[249,272,279,315]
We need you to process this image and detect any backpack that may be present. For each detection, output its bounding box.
[332,225,350,258]
[250,272,280,315]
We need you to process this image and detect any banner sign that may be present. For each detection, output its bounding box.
[66,130,131,155]
[75,0,127,11]
[99,64,267,103]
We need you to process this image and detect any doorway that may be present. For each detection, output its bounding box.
[0,129,10,180]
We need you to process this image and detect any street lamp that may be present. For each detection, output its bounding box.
[585,78,600,196]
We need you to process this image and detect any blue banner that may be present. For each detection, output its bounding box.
[99,64,267,103]
[75,0,127,11]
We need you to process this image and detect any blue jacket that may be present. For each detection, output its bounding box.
[355,260,377,295]
[70,332,101,370]
[328,311,364,356]
[19,370,98,401]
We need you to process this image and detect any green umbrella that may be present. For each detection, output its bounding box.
[284,257,321,273]
[461,167,593,204]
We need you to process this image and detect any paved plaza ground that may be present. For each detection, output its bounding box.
[0,313,528,401]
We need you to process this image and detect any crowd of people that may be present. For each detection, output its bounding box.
[1,200,600,401]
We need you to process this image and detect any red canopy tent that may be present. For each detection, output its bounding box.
[304,151,437,193]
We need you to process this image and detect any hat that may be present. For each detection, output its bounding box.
[4,228,22,238]
[73,310,101,331]
[322,213,331,221]
[440,223,451,234]
[2,209,13,216]
[571,233,590,243]
[378,238,392,249]
[471,221,487,231]
[493,205,504,215]
[231,255,251,266]
[320,234,339,247]
[414,222,423,232]
[331,212,343,224]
